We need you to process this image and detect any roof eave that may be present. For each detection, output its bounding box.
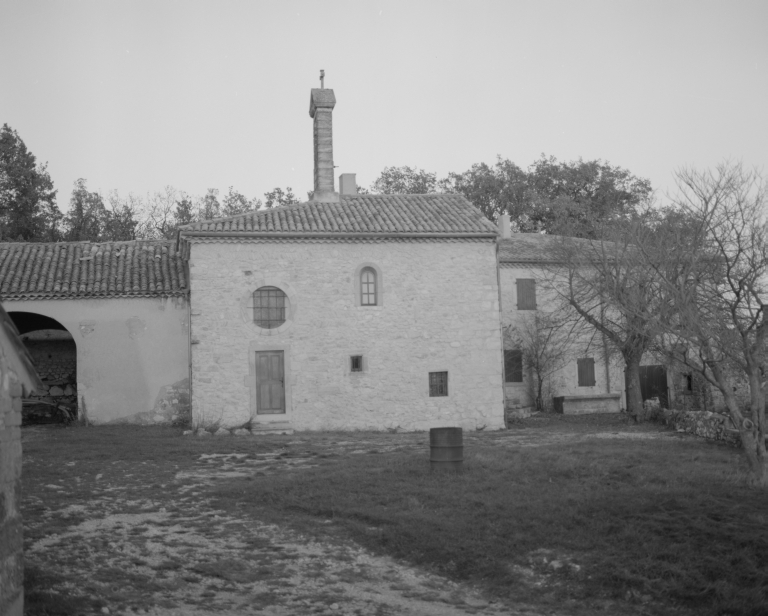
[178,231,499,240]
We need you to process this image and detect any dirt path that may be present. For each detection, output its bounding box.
[23,420,675,615]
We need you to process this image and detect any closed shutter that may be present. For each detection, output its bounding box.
[516,279,536,310]
[504,350,523,383]
[577,358,596,386]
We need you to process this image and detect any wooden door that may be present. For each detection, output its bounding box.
[255,351,285,414]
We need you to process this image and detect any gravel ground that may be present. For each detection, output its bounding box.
[22,414,677,616]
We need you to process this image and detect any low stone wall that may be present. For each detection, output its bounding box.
[662,409,740,446]
[0,377,24,616]
[553,394,621,415]
[505,404,535,423]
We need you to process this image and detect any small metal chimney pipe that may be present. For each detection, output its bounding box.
[309,88,339,202]
[339,173,357,196]
[498,213,511,239]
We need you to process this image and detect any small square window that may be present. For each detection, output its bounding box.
[429,371,448,397]
[351,355,363,372]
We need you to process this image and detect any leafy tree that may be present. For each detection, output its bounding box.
[439,157,530,225]
[437,155,651,237]
[222,186,259,216]
[370,166,437,194]
[199,189,221,220]
[0,123,61,241]
[62,179,107,241]
[527,156,653,238]
[263,187,299,209]
[174,194,196,227]
[104,190,141,240]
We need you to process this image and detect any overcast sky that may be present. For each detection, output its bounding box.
[2,0,766,211]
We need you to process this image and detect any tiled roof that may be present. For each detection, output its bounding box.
[499,233,598,263]
[0,241,188,300]
[179,194,498,236]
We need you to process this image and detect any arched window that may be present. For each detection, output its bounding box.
[360,267,377,306]
[253,286,287,329]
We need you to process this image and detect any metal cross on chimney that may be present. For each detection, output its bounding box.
[320,70,325,88]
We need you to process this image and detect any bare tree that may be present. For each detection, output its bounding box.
[634,162,767,485]
[143,186,179,239]
[506,311,578,411]
[546,227,664,422]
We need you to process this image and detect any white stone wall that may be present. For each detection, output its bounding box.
[188,239,505,431]
[499,264,626,410]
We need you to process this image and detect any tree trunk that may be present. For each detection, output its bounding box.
[536,377,544,412]
[723,390,768,487]
[624,352,644,423]
[711,362,768,487]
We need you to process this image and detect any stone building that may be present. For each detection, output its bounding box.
[0,241,189,424]
[180,194,505,432]
[497,228,625,415]
[497,225,676,416]
[176,86,506,431]
[0,303,42,616]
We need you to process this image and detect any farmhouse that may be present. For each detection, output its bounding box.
[496,224,674,415]
[177,87,505,431]
[0,84,677,429]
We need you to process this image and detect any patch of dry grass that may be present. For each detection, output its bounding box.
[213,433,768,616]
[21,420,768,616]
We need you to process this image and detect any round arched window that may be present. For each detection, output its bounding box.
[361,267,377,306]
[253,286,287,329]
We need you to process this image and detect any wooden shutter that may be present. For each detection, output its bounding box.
[504,350,523,383]
[577,358,596,386]
[516,279,536,310]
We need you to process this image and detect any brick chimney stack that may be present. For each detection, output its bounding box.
[309,87,339,202]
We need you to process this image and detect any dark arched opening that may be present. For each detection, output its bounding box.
[9,312,77,424]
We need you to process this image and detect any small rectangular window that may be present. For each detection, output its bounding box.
[429,371,448,397]
[577,358,596,386]
[351,355,363,372]
[516,279,536,310]
[504,350,523,383]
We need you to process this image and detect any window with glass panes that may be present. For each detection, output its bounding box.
[361,267,377,305]
[429,371,448,396]
[253,286,287,329]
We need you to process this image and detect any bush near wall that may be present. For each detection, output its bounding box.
[662,409,740,446]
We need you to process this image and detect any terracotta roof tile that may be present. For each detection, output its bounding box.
[0,240,188,300]
[498,234,606,263]
[179,194,498,236]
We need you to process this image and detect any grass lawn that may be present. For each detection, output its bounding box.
[21,415,768,616]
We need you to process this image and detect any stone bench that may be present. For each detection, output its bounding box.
[553,394,621,415]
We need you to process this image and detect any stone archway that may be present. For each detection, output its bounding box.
[9,311,78,423]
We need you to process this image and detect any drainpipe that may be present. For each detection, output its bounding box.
[185,254,193,427]
[496,215,510,428]
[600,300,611,393]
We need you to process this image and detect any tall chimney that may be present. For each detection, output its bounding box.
[498,213,511,239]
[309,87,339,202]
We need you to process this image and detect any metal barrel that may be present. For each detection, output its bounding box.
[429,427,463,472]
